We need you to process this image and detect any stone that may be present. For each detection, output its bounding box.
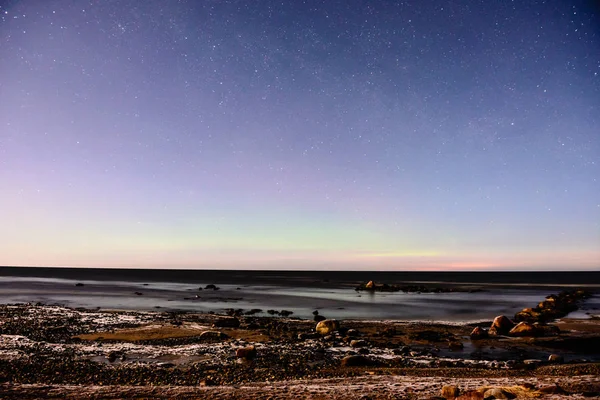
[508,321,541,337]
[350,339,368,348]
[448,341,464,350]
[482,388,514,399]
[75,283,84,287]
[314,315,326,322]
[365,280,375,289]
[346,329,359,337]
[489,316,514,336]
[548,354,564,363]
[456,390,484,400]
[470,326,488,340]
[315,319,340,335]
[236,345,257,360]
[440,385,460,399]
[538,384,564,394]
[340,355,370,367]
[199,331,228,340]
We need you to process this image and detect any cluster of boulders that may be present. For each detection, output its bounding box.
[470,290,592,341]
[439,382,565,400]
[514,289,591,323]
[355,281,481,293]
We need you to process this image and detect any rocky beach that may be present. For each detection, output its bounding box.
[1,285,599,399]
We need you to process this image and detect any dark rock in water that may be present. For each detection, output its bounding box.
[489,315,514,336]
[341,355,370,367]
[236,345,257,360]
[441,385,460,400]
[205,284,219,290]
[106,351,119,363]
[212,317,240,328]
[134,292,143,296]
[470,326,488,340]
[312,310,319,316]
[279,310,293,317]
[75,283,84,287]
[267,309,278,315]
[314,315,326,322]
[514,289,592,323]
[244,309,263,315]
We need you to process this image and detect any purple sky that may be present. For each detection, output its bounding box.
[1,0,599,270]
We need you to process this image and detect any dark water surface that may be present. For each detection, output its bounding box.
[1,267,599,321]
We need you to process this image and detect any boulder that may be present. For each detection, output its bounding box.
[548,354,564,363]
[341,355,370,367]
[205,284,219,290]
[350,339,368,348]
[235,345,257,360]
[199,331,228,340]
[538,384,565,394]
[482,388,514,399]
[514,308,542,322]
[470,327,488,340]
[489,316,514,336]
[315,319,340,335]
[314,315,326,322]
[508,321,541,337]
[365,280,375,289]
[448,341,464,350]
[441,385,460,399]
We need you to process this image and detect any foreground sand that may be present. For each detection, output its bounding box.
[1,301,599,399]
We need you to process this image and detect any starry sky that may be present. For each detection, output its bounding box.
[1,0,599,270]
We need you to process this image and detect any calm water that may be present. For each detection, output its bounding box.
[0,268,598,321]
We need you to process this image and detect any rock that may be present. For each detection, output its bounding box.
[134,292,143,296]
[350,339,368,348]
[236,345,257,360]
[341,355,370,367]
[205,284,219,290]
[514,307,541,322]
[538,384,565,394]
[548,354,564,363]
[482,388,514,399]
[199,331,228,340]
[489,316,514,336]
[75,283,84,287]
[456,390,484,400]
[470,326,488,340]
[315,319,340,335]
[346,329,359,337]
[365,280,375,289]
[312,310,319,315]
[279,310,293,317]
[441,385,460,399]
[508,321,541,337]
[212,317,240,328]
[448,341,464,350]
[314,315,326,322]
[106,352,118,363]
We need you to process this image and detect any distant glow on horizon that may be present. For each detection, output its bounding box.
[0,1,599,270]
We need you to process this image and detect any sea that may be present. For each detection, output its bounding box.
[1,267,599,322]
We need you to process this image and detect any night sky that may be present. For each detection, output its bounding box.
[1,0,599,270]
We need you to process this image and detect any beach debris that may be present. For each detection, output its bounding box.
[489,316,515,336]
[235,345,257,360]
[508,321,541,337]
[315,319,340,335]
[441,385,460,399]
[470,326,488,340]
